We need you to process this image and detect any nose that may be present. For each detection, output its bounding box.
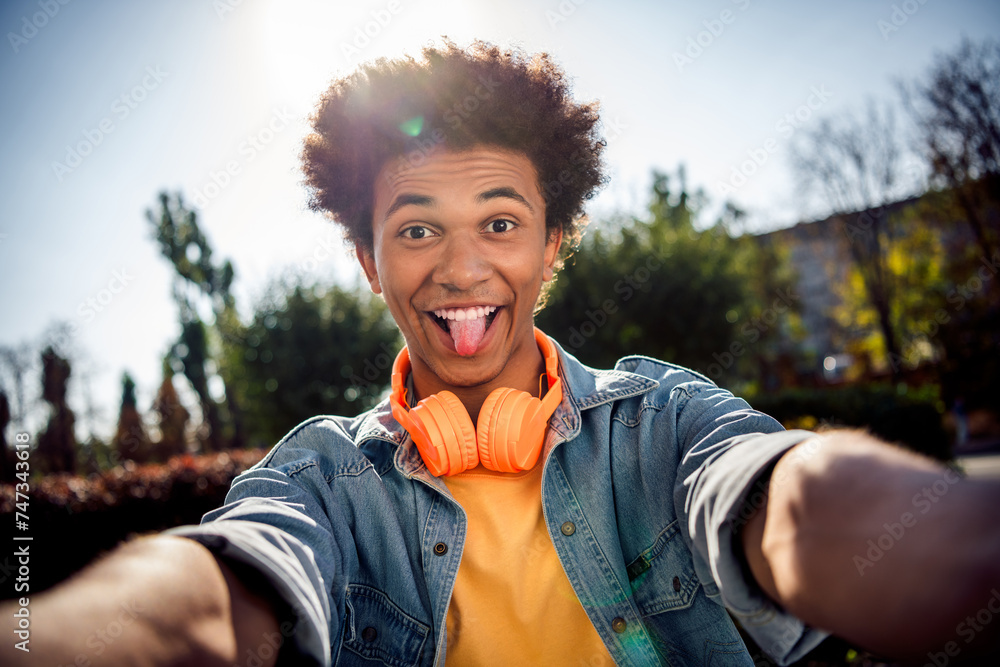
[432,233,492,291]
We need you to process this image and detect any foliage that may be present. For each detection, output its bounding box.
[147,191,240,451]
[897,37,1000,409]
[0,449,266,598]
[0,449,264,514]
[790,102,913,378]
[147,192,236,312]
[37,346,76,474]
[748,383,949,461]
[152,362,190,461]
[0,343,32,438]
[903,37,1000,263]
[221,278,401,447]
[147,191,405,451]
[536,167,801,391]
[172,317,227,449]
[930,228,1000,410]
[829,195,953,376]
[112,372,152,464]
[825,36,1000,399]
[730,220,806,394]
[0,391,9,482]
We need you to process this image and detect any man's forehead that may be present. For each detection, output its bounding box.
[374,146,543,208]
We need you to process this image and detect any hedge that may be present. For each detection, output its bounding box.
[747,384,950,461]
[0,449,268,599]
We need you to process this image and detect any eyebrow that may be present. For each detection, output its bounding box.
[477,187,534,212]
[382,187,535,223]
[383,193,435,222]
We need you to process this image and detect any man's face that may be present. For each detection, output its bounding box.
[358,146,560,394]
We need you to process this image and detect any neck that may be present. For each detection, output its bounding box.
[409,336,547,424]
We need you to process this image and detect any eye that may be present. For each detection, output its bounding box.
[486,218,516,234]
[401,225,433,239]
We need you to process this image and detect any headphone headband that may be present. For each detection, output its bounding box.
[390,327,562,475]
[391,328,560,413]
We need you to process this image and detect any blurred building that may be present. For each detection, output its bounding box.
[756,196,928,385]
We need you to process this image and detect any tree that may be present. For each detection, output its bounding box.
[147,191,242,451]
[222,278,401,446]
[898,38,1000,408]
[37,346,76,474]
[790,102,914,379]
[536,167,798,390]
[172,318,224,451]
[902,37,1000,264]
[828,195,952,376]
[0,343,34,438]
[0,344,31,481]
[0,390,10,481]
[112,372,152,464]
[731,215,805,393]
[152,360,190,461]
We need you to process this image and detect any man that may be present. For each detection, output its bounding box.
[6,41,999,666]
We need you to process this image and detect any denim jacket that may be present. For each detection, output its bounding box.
[169,342,828,666]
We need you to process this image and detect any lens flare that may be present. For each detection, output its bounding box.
[398,116,424,136]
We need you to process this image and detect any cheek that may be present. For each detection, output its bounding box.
[377,259,421,315]
[509,265,544,304]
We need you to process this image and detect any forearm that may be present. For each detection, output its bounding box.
[744,431,1000,659]
[0,534,280,667]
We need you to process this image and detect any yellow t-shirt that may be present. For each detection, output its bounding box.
[443,463,616,666]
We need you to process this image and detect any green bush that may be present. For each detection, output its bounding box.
[0,449,266,598]
[747,384,950,461]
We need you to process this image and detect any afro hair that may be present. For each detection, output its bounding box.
[301,39,607,264]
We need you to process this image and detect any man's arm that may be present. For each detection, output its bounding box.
[0,535,280,667]
[741,430,1000,660]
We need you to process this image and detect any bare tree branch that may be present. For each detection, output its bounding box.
[791,101,912,378]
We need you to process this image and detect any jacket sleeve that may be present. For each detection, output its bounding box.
[670,379,830,665]
[165,420,374,667]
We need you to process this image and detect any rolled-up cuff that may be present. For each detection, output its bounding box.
[684,429,830,665]
[166,520,330,666]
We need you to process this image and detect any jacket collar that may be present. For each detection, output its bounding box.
[354,335,660,480]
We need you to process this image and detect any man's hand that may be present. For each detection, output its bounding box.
[0,535,281,667]
[741,430,1000,661]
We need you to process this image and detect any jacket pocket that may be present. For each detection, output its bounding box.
[627,523,753,665]
[706,638,754,666]
[341,584,429,666]
[626,520,699,615]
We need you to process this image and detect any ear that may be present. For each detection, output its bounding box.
[542,227,563,282]
[355,244,382,294]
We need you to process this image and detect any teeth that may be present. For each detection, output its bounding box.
[432,306,497,321]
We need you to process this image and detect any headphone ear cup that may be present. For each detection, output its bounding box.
[476,388,509,472]
[411,391,479,475]
[478,388,538,472]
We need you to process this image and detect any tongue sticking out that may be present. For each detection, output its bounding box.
[450,316,487,356]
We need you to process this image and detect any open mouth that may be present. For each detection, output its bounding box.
[429,306,500,334]
[428,306,502,356]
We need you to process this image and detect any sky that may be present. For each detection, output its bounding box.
[1,0,998,438]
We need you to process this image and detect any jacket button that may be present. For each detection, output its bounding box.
[361,626,377,642]
[673,576,681,592]
[611,617,627,633]
[560,521,576,536]
[433,542,448,555]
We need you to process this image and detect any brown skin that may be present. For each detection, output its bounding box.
[742,432,1000,661]
[0,536,280,667]
[356,146,562,422]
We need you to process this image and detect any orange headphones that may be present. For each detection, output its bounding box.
[390,328,563,477]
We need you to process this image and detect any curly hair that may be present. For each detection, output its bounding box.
[301,40,606,264]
